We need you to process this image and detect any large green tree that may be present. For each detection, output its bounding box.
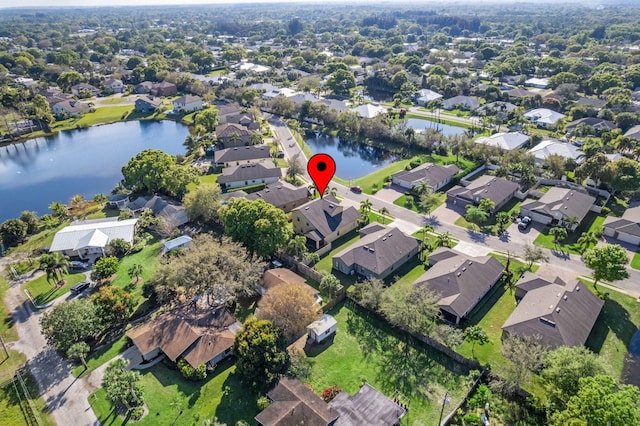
[121,149,199,198]
[183,184,222,224]
[91,256,120,282]
[0,219,28,247]
[233,318,290,391]
[541,346,605,404]
[583,244,629,289]
[551,375,640,426]
[40,300,101,353]
[218,198,291,258]
[194,107,219,133]
[610,158,640,192]
[325,69,356,96]
[91,286,135,327]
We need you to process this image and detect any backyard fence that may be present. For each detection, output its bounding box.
[0,366,41,426]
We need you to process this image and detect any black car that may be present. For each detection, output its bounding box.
[70,281,90,294]
[69,261,90,270]
[518,216,532,230]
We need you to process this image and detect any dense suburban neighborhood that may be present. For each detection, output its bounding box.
[1,1,640,426]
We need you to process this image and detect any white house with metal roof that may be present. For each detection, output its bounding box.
[528,139,584,164]
[49,218,138,260]
[524,108,565,128]
[474,132,529,151]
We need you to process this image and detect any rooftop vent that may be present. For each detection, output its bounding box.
[383,237,387,241]
[369,248,375,253]
[540,317,556,327]
[462,267,466,271]
[457,272,462,277]
[563,295,568,301]
[363,246,369,250]
[556,307,561,313]
[468,261,473,266]
[576,286,580,291]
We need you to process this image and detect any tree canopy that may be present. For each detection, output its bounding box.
[40,300,102,353]
[583,244,629,288]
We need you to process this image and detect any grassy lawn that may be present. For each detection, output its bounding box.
[0,351,27,383]
[585,283,640,381]
[290,127,313,159]
[0,371,56,426]
[454,199,521,235]
[186,173,220,192]
[305,301,470,425]
[394,192,446,214]
[7,221,68,255]
[631,252,640,270]
[315,231,360,275]
[407,112,473,129]
[89,360,259,426]
[23,272,87,305]
[108,238,163,305]
[607,196,628,217]
[0,276,18,342]
[76,106,134,127]
[533,212,605,255]
[100,97,128,105]
[72,334,130,378]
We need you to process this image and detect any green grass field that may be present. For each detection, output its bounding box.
[108,238,163,304]
[0,371,56,426]
[99,98,128,105]
[306,301,470,425]
[89,360,259,426]
[72,335,130,378]
[315,231,360,275]
[454,199,521,235]
[533,213,605,255]
[631,252,640,270]
[23,272,87,305]
[0,276,18,342]
[76,106,134,127]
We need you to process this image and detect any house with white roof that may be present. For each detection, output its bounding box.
[528,139,584,164]
[524,108,566,128]
[350,103,388,118]
[524,77,549,89]
[474,132,529,151]
[49,218,138,260]
[415,89,443,106]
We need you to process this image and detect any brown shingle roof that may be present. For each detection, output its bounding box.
[256,377,339,426]
[332,224,418,277]
[247,181,311,210]
[447,175,519,209]
[293,196,360,240]
[414,248,504,319]
[214,144,271,163]
[503,275,604,348]
[261,268,318,298]
[521,187,595,223]
[215,122,256,138]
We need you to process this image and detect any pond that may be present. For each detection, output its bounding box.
[0,120,189,222]
[304,134,402,181]
[404,118,467,137]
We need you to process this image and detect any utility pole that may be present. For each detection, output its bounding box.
[438,391,449,426]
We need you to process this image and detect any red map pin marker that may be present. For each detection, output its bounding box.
[307,153,336,199]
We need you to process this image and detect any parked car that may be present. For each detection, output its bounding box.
[69,261,89,270]
[289,142,295,147]
[518,216,532,230]
[70,281,90,294]
[350,186,363,194]
[277,151,285,158]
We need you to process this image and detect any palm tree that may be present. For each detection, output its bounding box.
[563,215,579,231]
[379,207,389,224]
[286,235,308,260]
[49,201,68,218]
[496,211,511,234]
[478,198,495,213]
[128,264,143,284]
[577,231,599,250]
[250,132,263,145]
[51,252,71,283]
[436,231,453,248]
[228,132,241,147]
[549,227,568,247]
[39,254,58,285]
[359,198,373,216]
[323,187,338,197]
[286,157,303,182]
[41,252,70,286]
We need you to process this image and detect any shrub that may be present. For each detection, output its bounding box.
[409,159,421,169]
[322,385,341,402]
[601,206,611,215]
[107,238,131,257]
[177,358,207,381]
[130,406,144,420]
[257,396,270,410]
[462,412,481,425]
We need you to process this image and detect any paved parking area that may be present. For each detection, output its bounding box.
[431,203,463,225]
[375,187,404,203]
[504,221,541,245]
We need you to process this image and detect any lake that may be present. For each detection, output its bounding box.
[0,120,189,222]
[404,118,467,137]
[305,134,402,181]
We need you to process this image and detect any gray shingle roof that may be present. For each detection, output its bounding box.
[330,383,406,426]
[392,163,460,187]
[214,145,271,163]
[215,122,257,138]
[414,248,504,319]
[447,175,519,208]
[246,181,310,210]
[521,187,595,223]
[603,205,640,237]
[503,275,604,348]
[217,162,281,184]
[293,195,360,240]
[129,195,189,227]
[332,224,419,276]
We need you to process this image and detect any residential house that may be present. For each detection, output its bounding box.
[329,383,406,426]
[246,181,311,212]
[350,103,387,118]
[441,95,480,111]
[322,98,350,113]
[524,77,550,89]
[504,88,538,99]
[291,195,360,250]
[224,112,260,131]
[255,377,340,426]
[332,223,419,280]
[413,247,505,324]
[474,132,529,151]
[162,235,192,254]
[565,117,616,135]
[391,163,460,191]
[217,162,281,190]
[415,89,443,106]
[134,96,163,113]
[260,268,321,304]
[479,101,517,115]
[52,99,88,118]
[49,218,138,260]
[214,145,271,167]
[603,204,640,246]
[446,175,520,212]
[519,187,595,230]
[575,97,606,110]
[215,123,259,148]
[107,193,130,210]
[524,108,566,128]
[502,273,604,348]
[307,314,337,344]
[528,139,584,164]
[624,125,640,141]
[127,304,242,369]
[103,78,124,94]
[134,81,154,94]
[129,195,189,228]
[152,81,178,96]
[172,95,203,113]
[71,82,100,97]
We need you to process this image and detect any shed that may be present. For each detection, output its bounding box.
[307,314,337,344]
[163,235,192,253]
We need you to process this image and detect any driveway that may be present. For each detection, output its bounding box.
[375,187,404,203]
[504,221,540,245]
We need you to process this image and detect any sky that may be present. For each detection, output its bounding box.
[0,0,586,9]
